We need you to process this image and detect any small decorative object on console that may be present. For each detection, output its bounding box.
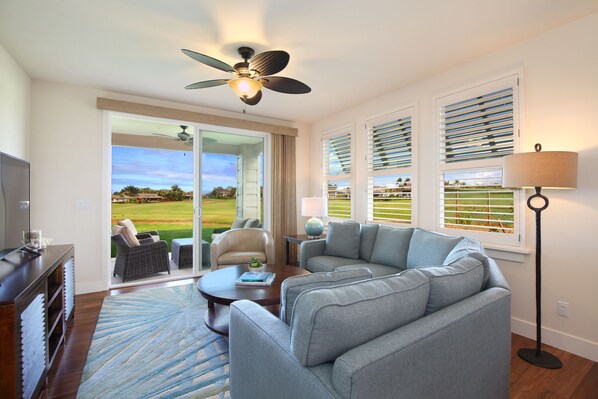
[249,256,264,271]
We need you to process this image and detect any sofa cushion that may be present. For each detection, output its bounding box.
[290,269,430,367]
[324,222,361,259]
[443,237,490,288]
[417,256,484,315]
[306,256,364,273]
[338,263,403,278]
[370,226,413,269]
[407,228,462,268]
[231,217,249,229]
[359,224,380,262]
[280,268,373,325]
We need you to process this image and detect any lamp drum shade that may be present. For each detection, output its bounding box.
[502,151,578,189]
[301,197,328,217]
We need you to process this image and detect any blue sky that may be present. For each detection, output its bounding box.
[112,147,237,193]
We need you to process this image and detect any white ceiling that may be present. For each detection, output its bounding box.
[0,1,596,123]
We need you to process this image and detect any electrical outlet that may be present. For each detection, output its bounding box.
[557,301,569,318]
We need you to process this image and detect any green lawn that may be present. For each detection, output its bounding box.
[111,199,237,256]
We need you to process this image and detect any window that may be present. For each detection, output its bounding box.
[366,108,415,225]
[437,75,521,246]
[322,127,353,220]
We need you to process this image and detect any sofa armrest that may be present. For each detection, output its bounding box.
[331,287,511,399]
[299,239,327,269]
[229,300,335,399]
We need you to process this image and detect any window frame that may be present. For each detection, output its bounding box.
[436,73,524,248]
[365,106,417,227]
[321,125,355,221]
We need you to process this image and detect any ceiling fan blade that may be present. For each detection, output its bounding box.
[240,90,262,106]
[249,51,289,76]
[261,76,311,94]
[184,79,229,90]
[181,49,235,73]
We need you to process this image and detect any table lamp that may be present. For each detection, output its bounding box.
[502,143,578,369]
[301,197,328,238]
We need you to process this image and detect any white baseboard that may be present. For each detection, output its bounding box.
[76,281,107,295]
[511,317,598,363]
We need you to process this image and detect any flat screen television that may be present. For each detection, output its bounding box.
[0,152,31,260]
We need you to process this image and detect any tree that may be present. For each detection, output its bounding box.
[121,185,140,196]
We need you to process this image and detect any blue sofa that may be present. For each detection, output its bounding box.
[229,223,511,399]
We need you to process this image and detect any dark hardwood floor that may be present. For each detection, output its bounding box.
[42,279,598,399]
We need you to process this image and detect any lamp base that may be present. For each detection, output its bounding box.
[304,217,324,238]
[517,348,562,369]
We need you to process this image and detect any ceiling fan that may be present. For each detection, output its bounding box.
[153,125,193,145]
[182,46,311,106]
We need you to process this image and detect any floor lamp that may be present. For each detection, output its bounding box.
[502,143,578,369]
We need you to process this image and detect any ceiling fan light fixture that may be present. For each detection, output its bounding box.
[228,77,263,99]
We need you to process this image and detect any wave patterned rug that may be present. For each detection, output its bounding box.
[77,284,230,399]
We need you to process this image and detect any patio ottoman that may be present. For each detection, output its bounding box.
[172,238,210,268]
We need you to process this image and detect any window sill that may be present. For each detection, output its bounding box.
[483,243,530,263]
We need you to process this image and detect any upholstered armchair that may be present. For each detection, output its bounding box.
[111,233,171,282]
[210,228,275,271]
[211,217,262,241]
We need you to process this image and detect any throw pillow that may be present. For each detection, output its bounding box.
[117,219,138,235]
[443,237,490,288]
[324,221,360,259]
[280,268,373,325]
[111,225,123,236]
[231,217,249,229]
[417,256,484,315]
[119,226,140,247]
[369,226,413,269]
[359,224,380,262]
[406,228,462,268]
[244,218,260,228]
[290,269,430,367]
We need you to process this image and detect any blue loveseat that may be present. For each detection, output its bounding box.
[229,223,511,399]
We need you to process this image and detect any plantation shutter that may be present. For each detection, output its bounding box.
[323,133,351,176]
[437,75,520,246]
[440,87,514,163]
[322,130,352,219]
[370,117,412,170]
[366,109,414,225]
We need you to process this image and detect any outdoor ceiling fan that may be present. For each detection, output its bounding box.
[182,46,311,106]
[152,125,193,145]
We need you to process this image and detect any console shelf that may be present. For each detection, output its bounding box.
[0,245,75,399]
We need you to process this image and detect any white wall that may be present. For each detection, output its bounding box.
[309,14,598,361]
[30,81,311,294]
[0,43,31,159]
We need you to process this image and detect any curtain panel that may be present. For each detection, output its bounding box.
[271,134,297,264]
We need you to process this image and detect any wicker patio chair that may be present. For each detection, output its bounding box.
[111,233,171,282]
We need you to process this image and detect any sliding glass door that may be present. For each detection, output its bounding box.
[196,128,268,271]
[109,114,269,287]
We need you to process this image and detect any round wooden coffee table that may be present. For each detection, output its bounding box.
[196,264,310,336]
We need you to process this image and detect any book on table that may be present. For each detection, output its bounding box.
[236,272,276,286]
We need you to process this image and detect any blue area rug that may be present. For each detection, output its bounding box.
[77,284,230,399]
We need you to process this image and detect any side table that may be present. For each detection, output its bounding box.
[284,234,326,266]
